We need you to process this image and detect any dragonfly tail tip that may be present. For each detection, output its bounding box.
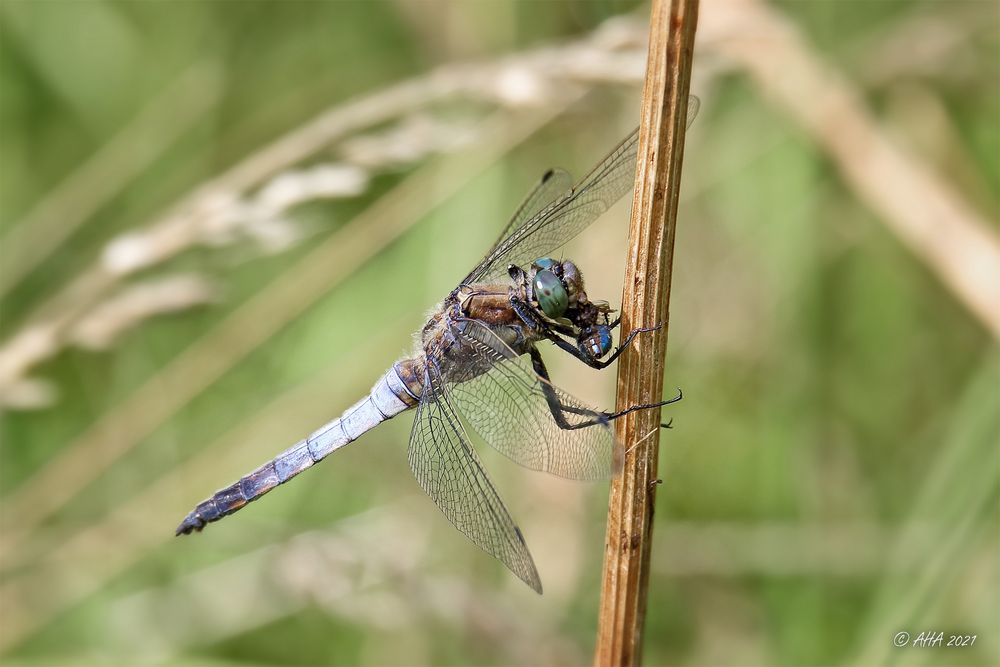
[175,513,206,536]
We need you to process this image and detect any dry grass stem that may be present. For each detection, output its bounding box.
[700,0,1000,339]
[93,508,581,665]
[594,0,698,664]
[0,18,651,408]
[0,105,578,586]
[0,318,407,652]
[1,275,219,410]
[0,64,222,299]
[68,274,220,350]
[848,357,1000,665]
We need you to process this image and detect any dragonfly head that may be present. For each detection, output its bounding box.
[523,257,617,360]
[528,257,589,320]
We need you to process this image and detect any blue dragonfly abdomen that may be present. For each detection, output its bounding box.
[175,358,424,534]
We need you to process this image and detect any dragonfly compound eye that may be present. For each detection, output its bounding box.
[533,269,568,318]
[532,257,558,271]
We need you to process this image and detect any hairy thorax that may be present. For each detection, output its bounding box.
[456,283,522,327]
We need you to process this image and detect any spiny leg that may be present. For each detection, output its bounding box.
[604,388,682,427]
[509,283,661,367]
[528,348,598,430]
[588,324,663,368]
[528,348,681,431]
[509,262,664,368]
[507,269,677,421]
[538,322,662,370]
[509,294,576,337]
[511,287,665,371]
[591,387,682,430]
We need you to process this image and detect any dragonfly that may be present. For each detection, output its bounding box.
[177,102,698,593]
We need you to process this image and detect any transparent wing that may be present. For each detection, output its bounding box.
[408,364,542,593]
[483,168,572,258]
[462,97,700,284]
[442,320,619,480]
[461,130,637,283]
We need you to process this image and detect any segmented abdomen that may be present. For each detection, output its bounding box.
[176,358,423,535]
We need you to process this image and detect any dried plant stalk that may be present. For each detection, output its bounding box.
[0,18,650,409]
[594,0,698,664]
[700,0,1000,340]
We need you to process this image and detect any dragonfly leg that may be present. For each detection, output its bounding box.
[546,333,606,367]
[510,294,576,337]
[510,289,661,372]
[593,324,663,367]
[528,348,610,429]
[530,347,682,430]
[542,321,661,370]
[603,388,683,427]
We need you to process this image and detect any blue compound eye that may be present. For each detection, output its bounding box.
[533,269,568,318]
[532,257,558,271]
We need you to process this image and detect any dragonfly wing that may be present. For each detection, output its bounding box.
[408,364,542,593]
[462,96,700,284]
[461,129,637,283]
[483,167,572,258]
[443,319,619,480]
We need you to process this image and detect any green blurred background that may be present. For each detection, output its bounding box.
[1,1,997,665]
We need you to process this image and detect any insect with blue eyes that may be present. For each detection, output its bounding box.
[177,104,696,593]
